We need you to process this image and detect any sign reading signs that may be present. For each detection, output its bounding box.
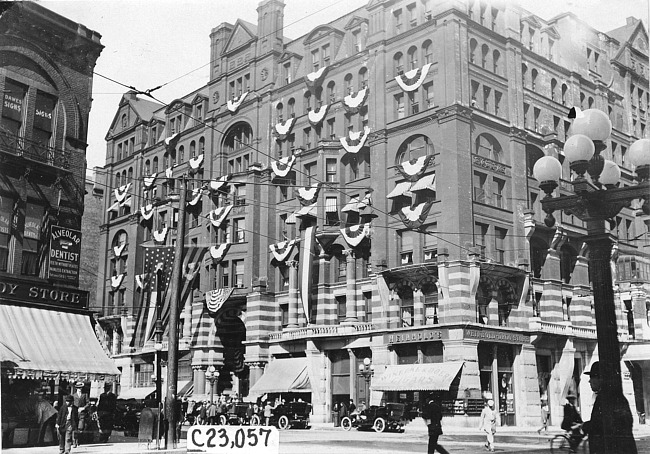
[464,328,530,344]
[48,226,82,286]
[0,276,88,308]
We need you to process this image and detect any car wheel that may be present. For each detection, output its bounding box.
[278,415,290,430]
[373,417,386,433]
[341,416,352,431]
[219,415,228,425]
[250,415,261,426]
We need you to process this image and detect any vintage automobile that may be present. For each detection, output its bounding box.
[251,401,311,430]
[225,402,254,425]
[340,403,406,433]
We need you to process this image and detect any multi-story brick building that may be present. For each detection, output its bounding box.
[98,0,649,427]
[0,2,119,445]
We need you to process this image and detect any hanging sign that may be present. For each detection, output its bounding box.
[48,226,82,286]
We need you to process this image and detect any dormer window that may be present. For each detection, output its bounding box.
[312,48,320,71]
[323,44,331,67]
[196,104,203,122]
[283,62,292,85]
[393,8,403,34]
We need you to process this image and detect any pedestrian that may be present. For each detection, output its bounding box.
[338,399,348,420]
[348,398,356,415]
[208,400,218,425]
[537,399,549,434]
[72,382,89,447]
[561,393,584,452]
[199,400,207,425]
[263,400,275,425]
[97,383,117,443]
[581,361,637,454]
[478,399,497,452]
[35,392,57,446]
[55,395,78,454]
[422,393,450,454]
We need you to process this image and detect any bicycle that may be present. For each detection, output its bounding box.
[550,431,587,453]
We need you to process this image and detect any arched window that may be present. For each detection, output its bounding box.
[561,84,568,106]
[113,230,128,248]
[526,144,545,177]
[475,133,503,162]
[199,137,205,154]
[530,237,548,279]
[344,73,354,94]
[551,78,558,102]
[407,46,418,70]
[395,134,434,164]
[531,69,538,91]
[327,81,336,103]
[492,50,501,75]
[422,282,439,325]
[397,286,414,327]
[127,167,133,181]
[178,145,185,162]
[481,44,489,69]
[580,92,586,109]
[223,122,253,155]
[358,67,368,90]
[559,244,578,284]
[152,157,159,173]
[163,152,170,169]
[522,63,528,88]
[144,159,151,174]
[470,39,478,64]
[276,102,284,123]
[304,90,312,113]
[476,282,492,324]
[422,40,433,64]
[115,173,121,188]
[394,52,404,75]
[588,96,594,109]
[121,114,127,128]
[288,98,295,118]
[111,231,128,276]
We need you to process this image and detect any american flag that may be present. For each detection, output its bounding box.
[141,246,175,344]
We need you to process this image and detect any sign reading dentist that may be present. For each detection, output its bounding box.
[48,226,82,286]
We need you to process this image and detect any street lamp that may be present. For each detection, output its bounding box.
[533,108,649,453]
[206,366,219,404]
[154,320,164,411]
[358,358,374,401]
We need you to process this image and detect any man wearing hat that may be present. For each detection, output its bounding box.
[561,392,583,452]
[582,361,637,454]
[55,395,78,454]
[72,382,89,447]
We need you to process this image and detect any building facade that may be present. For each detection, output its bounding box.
[97,0,650,427]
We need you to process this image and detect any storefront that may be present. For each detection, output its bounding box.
[247,357,311,403]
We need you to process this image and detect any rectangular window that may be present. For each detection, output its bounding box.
[363,292,372,322]
[395,93,405,119]
[233,260,245,288]
[495,227,507,264]
[473,171,487,203]
[221,261,230,288]
[424,82,434,108]
[234,185,246,206]
[233,218,245,243]
[311,49,320,71]
[303,127,312,149]
[327,118,336,140]
[494,91,502,117]
[326,158,337,182]
[322,45,330,66]
[21,238,39,276]
[394,8,403,34]
[305,162,316,185]
[336,295,347,321]
[492,177,505,209]
[476,222,488,258]
[409,92,419,114]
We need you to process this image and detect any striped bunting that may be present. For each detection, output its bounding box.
[209,206,232,228]
[269,239,296,262]
[395,63,432,92]
[341,223,371,247]
[205,288,235,314]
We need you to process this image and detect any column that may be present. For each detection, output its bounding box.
[112,328,120,356]
[246,362,266,392]
[347,348,357,404]
[182,298,192,340]
[287,260,299,328]
[193,366,206,395]
[413,289,424,326]
[344,249,357,322]
[492,344,500,425]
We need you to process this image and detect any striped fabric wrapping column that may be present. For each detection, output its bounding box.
[344,250,357,322]
[287,261,299,328]
[374,275,390,329]
[445,265,472,323]
[245,292,279,341]
[570,290,593,326]
[355,284,366,323]
[542,281,564,322]
[191,299,210,348]
[413,290,424,326]
[124,314,137,349]
[299,226,315,325]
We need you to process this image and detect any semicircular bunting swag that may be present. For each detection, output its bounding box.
[269,239,296,262]
[398,201,434,229]
[153,227,168,243]
[189,154,204,171]
[209,243,231,263]
[343,87,369,114]
[205,288,235,314]
[397,155,434,182]
[304,66,329,89]
[210,175,230,192]
[227,92,249,113]
[140,204,154,221]
[113,243,126,258]
[341,223,371,247]
[274,117,296,141]
[110,274,125,289]
[165,167,173,179]
[188,187,203,206]
[340,126,371,154]
[209,205,232,228]
[135,274,146,289]
[308,104,330,127]
[114,183,131,203]
[297,183,321,205]
[395,63,432,92]
[271,155,296,179]
[143,173,157,189]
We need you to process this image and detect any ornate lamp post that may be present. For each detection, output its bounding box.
[533,109,649,453]
[206,365,219,404]
[358,357,374,401]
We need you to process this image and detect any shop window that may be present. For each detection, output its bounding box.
[395,343,418,364]
[421,342,443,363]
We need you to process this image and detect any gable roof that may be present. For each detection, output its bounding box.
[223,19,257,55]
[608,18,648,55]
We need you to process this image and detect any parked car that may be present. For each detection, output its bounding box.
[256,401,311,430]
[115,399,145,437]
[341,403,406,433]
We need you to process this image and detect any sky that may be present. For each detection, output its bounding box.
[37,0,649,174]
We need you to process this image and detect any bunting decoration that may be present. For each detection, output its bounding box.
[307,104,330,127]
[227,92,249,113]
[119,196,132,208]
[209,206,232,228]
[110,274,125,289]
[296,183,321,206]
[341,192,373,213]
[299,226,316,320]
[114,183,131,203]
[205,288,235,314]
[113,243,126,258]
[271,155,296,179]
[397,155,434,181]
[342,87,369,114]
[135,274,145,289]
[188,187,203,206]
[184,261,201,282]
[106,201,119,213]
[398,201,433,229]
[165,167,173,179]
[341,223,371,247]
[269,239,297,262]
[295,203,317,219]
[143,173,157,189]
[395,63,432,92]
[153,227,168,243]
[164,132,180,148]
[140,204,154,221]
[209,243,231,263]
[304,66,329,89]
[210,175,230,192]
[340,126,371,154]
[273,117,296,141]
[189,154,204,171]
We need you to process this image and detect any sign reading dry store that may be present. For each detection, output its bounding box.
[0,276,88,308]
[48,225,82,286]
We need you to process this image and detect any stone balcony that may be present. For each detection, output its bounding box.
[268,322,374,342]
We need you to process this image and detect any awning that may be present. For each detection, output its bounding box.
[179,380,193,398]
[118,386,155,400]
[248,358,311,396]
[0,305,120,380]
[386,181,412,199]
[623,343,650,361]
[371,362,463,392]
[341,197,360,213]
[410,173,436,192]
[295,203,317,218]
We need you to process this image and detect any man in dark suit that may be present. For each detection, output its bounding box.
[72,382,89,446]
[97,383,117,443]
[55,395,78,454]
[422,393,449,454]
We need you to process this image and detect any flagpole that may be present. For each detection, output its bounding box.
[165,174,186,448]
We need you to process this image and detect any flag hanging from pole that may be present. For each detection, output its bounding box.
[141,246,174,343]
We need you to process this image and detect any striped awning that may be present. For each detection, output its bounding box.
[0,305,120,380]
[371,362,463,392]
[118,386,155,400]
[386,181,412,199]
[410,173,436,192]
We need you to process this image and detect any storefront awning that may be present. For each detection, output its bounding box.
[248,358,311,396]
[623,343,650,361]
[0,305,120,380]
[386,181,412,199]
[371,362,463,392]
[118,387,155,400]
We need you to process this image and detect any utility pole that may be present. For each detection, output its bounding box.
[165,174,186,447]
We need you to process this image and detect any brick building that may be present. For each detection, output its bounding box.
[98,0,649,427]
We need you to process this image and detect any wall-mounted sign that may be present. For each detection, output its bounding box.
[385,329,446,345]
[48,226,82,286]
[464,328,530,344]
[0,275,88,308]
